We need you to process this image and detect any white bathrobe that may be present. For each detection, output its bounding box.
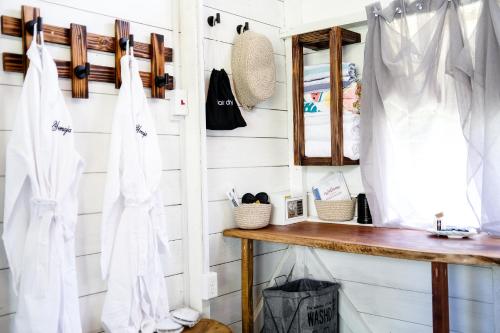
[101,48,170,333]
[2,42,84,333]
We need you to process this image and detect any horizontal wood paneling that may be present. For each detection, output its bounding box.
[207,166,289,202]
[0,85,180,134]
[206,108,287,139]
[203,0,284,27]
[203,39,285,83]
[209,283,267,326]
[315,249,494,303]
[342,280,494,332]
[211,249,293,295]
[0,2,184,331]
[202,7,284,55]
[207,137,288,169]
[209,233,288,266]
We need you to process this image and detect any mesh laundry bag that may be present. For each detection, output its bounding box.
[262,278,339,333]
[205,69,247,130]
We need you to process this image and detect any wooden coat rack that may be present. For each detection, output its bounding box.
[292,27,361,166]
[1,5,174,99]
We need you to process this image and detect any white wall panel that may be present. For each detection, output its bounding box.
[207,137,288,169]
[0,1,185,331]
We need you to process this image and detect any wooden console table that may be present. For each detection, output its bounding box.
[223,222,500,333]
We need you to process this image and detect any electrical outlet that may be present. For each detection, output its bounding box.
[202,271,218,300]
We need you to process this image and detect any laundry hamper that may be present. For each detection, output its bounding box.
[234,203,271,229]
[262,278,340,333]
[314,198,356,221]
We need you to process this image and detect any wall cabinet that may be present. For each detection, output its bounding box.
[292,27,361,166]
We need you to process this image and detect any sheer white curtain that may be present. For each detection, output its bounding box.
[360,0,488,230]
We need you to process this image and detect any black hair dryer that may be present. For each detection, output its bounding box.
[357,193,372,224]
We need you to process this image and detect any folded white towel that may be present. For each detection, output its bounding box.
[305,123,331,141]
[343,111,360,160]
[305,112,330,126]
[305,140,331,157]
[157,317,184,333]
[171,308,201,328]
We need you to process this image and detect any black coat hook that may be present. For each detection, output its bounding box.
[207,13,221,27]
[119,34,134,50]
[236,22,249,34]
[26,16,43,35]
[74,62,90,79]
[155,73,173,88]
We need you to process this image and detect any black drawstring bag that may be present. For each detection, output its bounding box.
[206,69,247,130]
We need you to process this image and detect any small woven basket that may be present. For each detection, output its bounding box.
[234,203,272,229]
[315,198,356,222]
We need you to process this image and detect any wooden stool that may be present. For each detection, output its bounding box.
[183,319,231,333]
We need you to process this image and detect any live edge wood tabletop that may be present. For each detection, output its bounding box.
[223,222,500,333]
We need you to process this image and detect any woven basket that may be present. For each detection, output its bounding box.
[315,198,356,222]
[234,203,272,229]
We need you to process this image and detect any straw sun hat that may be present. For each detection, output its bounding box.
[231,31,276,109]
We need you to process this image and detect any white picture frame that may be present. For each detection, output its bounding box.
[284,195,308,224]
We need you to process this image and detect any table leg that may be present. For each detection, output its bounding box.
[431,262,449,333]
[242,239,254,333]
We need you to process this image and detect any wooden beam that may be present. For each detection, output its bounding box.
[70,23,88,98]
[21,5,40,75]
[114,20,129,88]
[329,27,344,166]
[1,52,177,89]
[241,239,254,333]
[1,15,173,62]
[150,33,165,99]
[292,35,304,166]
[431,262,450,333]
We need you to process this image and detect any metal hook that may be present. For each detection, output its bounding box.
[236,22,249,34]
[207,13,221,27]
[119,34,134,50]
[155,73,173,88]
[74,62,90,79]
[26,16,43,35]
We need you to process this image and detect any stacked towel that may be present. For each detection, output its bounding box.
[303,62,361,159]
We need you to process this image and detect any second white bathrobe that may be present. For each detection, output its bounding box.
[101,48,170,333]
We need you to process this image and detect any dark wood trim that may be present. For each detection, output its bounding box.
[432,262,450,333]
[150,33,165,99]
[70,23,88,99]
[241,239,254,333]
[329,27,344,165]
[114,20,129,88]
[2,52,156,88]
[21,6,39,76]
[292,35,305,166]
[1,14,173,62]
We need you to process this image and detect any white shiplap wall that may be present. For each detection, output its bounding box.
[201,0,292,331]
[284,0,499,332]
[0,0,185,332]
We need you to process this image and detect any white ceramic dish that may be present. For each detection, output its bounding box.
[427,228,477,239]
